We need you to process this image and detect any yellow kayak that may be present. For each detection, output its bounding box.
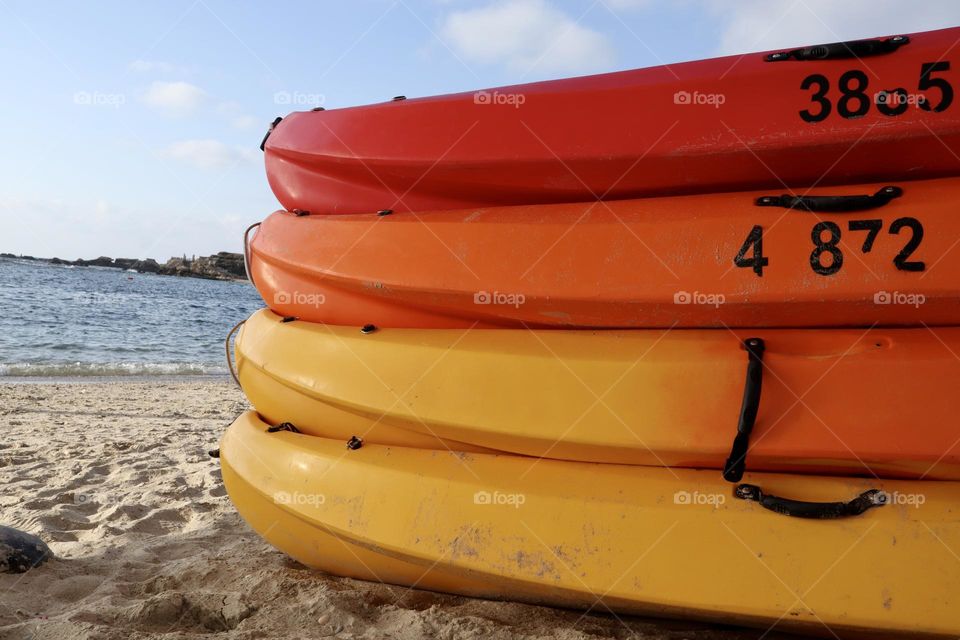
[221,411,960,637]
[235,309,960,480]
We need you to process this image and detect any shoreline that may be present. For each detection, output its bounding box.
[0,374,233,385]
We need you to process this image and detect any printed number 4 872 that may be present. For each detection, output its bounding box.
[733,219,925,277]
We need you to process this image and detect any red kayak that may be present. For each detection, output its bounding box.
[264,28,960,215]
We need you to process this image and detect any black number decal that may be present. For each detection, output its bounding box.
[848,219,883,252]
[919,62,953,112]
[889,217,926,271]
[837,70,870,118]
[810,221,844,276]
[800,74,831,123]
[734,225,768,277]
[876,88,909,116]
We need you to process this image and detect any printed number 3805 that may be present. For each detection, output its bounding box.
[800,62,952,122]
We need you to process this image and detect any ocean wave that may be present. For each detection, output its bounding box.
[0,362,228,377]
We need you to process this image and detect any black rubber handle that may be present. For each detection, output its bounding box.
[735,484,886,519]
[259,116,283,151]
[755,186,902,212]
[766,35,909,62]
[723,338,765,483]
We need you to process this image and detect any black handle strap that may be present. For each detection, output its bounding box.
[259,116,283,151]
[765,35,909,62]
[723,338,765,482]
[755,186,902,212]
[735,484,886,519]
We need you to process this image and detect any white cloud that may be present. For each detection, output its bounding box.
[713,0,960,55]
[604,0,649,8]
[441,0,615,74]
[142,81,207,115]
[161,140,255,170]
[129,60,175,73]
[217,101,259,130]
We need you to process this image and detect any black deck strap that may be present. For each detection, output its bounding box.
[346,436,363,450]
[259,116,283,151]
[735,484,886,519]
[267,422,300,434]
[755,186,902,213]
[723,338,765,482]
[765,35,909,62]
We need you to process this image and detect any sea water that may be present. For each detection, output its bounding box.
[0,256,263,376]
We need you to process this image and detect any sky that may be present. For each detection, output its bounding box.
[1,0,959,261]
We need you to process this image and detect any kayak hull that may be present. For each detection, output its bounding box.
[264,27,960,215]
[235,309,960,480]
[249,178,960,329]
[221,411,960,637]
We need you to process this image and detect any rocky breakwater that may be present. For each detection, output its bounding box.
[2,252,247,281]
[156,252,247,281]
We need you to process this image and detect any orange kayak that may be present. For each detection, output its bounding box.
[263,27,960,215]
[248,178,960,328]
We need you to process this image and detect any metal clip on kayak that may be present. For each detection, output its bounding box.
[259,116,283,151]
[735,484,886,519]
[765,35,909,61]
[723,338,765,482]
[225,319,246,388]
[755,186,902,213]
[243,222,261,287]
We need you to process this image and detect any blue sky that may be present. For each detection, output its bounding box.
[1,0,959,260]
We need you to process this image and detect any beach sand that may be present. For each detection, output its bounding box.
[0,380,780,640]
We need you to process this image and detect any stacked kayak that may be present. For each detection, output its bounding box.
[224,27,960,637]
[263,27,960,214]
[248,178,960,328]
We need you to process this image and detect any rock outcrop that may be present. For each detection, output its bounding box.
[1,253,247,281]
[157,253,246,281]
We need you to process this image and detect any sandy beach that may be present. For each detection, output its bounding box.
[0,379,783,640]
